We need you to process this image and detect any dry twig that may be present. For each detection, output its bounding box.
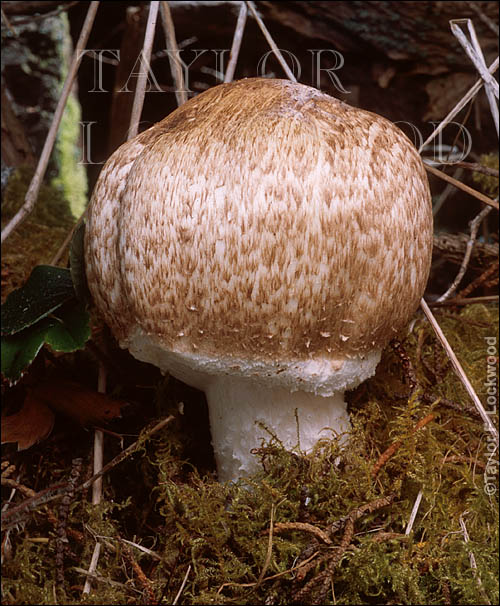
[128,1,160,140]
[371,414,436,478]
[405,489,423,535]
[431,295,499,307]
[160,1,187,106]
[437,206,493,302]
[83,365,106,595]
[455,262,499,299]
[255,502,278,588]
[418,57,499,153]
[122,544,156,604]
[420,299,499,447]
[224,2,248,83]
[216,552,320,595]
[273,522,333,546]
[424,163,498,210]
[450,19,498,136]
[292,494,396,604]
[459,511,491,605]
[441,161,499,178]
[1,417,175,530]
[246,1,297,81]
[172,564,191,605]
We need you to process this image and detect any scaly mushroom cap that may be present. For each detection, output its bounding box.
[85,78,432,395]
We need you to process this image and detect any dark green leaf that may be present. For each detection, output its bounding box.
[1,300,91,385]
[45,301,91,352]
[1,318,57,384]
[1,265,75,336]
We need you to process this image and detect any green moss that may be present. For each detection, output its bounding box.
[1,165,76,299]
[473,153,499,198]
[51,13,88,219]
[1,304,498,604]
[52,92,88,219]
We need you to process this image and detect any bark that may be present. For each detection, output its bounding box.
[258,1,498,74]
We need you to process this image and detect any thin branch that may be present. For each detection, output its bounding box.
[128,1,160,140]
[82,542,101,595]
[371,414,436,478]
[92,365,107,504]
[50,212,86,265]
[464,1,499,36]
[420,298,499,447]
[440,161,499,178]
[418,57,499,153]
[459,511,491,604]
[255,502,277,588]
[172,565,191,605]
[246,1,296,82]
[78,416,174,493]
[437,206,493,302]
[217,551,321,595]
[430,295,499,307]
[433,167,464,217]
[224,2,248,83]
[122,544,156,603]
[405,490,423,535]
[450,19,498,136]
[83,364,106,596]
[1,416,175,527]
[1,8,18,36]
[273,522,333,545]
[456,262,499,299]
[1,1,99,244]
[160,1,187,106]
[424,163,499,210]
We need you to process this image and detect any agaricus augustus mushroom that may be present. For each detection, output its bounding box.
[84,78,433,482]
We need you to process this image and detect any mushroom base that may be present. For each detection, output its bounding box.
[205,376,350,482]
[125,328,383,482]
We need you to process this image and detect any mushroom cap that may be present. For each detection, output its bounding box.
[84,78,432,393]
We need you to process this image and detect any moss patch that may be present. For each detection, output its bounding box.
[1,304,498,605]
[52,92,88,219]
[1,165,76,300]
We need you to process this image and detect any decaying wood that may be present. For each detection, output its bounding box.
[1,1,72,16]
[258,1,498,73]
[1,86,35,169]
[433,231,498,269]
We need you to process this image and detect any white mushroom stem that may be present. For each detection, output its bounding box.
[126,328,382,482]
[205,377,350,483]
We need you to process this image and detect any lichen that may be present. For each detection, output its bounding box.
[51,13,88,219]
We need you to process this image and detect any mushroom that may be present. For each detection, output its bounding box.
[84,78,433,482]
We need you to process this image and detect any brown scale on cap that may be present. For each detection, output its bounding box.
[85,77,432,365]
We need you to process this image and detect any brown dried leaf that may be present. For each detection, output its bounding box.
[1,395,55,450]
[33,379,126,426]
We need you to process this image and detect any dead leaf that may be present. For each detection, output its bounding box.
[1,395,55,450]
[33,379,126,426]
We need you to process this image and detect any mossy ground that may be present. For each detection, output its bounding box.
[1,165,76,301]
[1,303,498,605]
